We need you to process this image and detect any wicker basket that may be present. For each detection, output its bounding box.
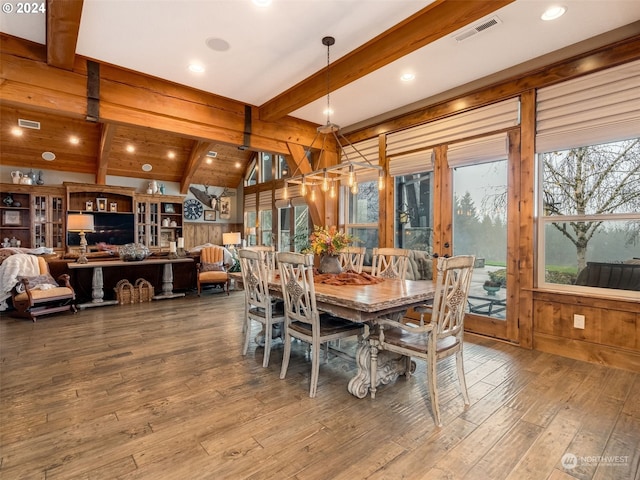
[135,278,154,302]
[114,278,154,304]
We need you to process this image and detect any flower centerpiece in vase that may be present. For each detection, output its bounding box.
[309,225,353,274]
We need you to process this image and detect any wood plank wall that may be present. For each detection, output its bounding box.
[182,222,243,250]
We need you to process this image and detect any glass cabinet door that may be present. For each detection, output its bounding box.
[33,194,65,250]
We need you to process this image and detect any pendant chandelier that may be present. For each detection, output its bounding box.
[284,36,384,201]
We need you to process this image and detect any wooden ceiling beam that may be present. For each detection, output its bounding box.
[286,142,323,226]
[181,141,216,194]
[46,0,84,70]
[96,123,115,185]
[258,0,515,122]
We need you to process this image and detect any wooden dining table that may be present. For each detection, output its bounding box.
[231,271,437,398]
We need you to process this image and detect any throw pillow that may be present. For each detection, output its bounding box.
[201,261,225,272]
[15,273,58,293]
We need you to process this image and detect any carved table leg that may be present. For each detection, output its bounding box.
[153,263,185,300]
[348,333,411,399]
[91,266,105,303]
[76,266,118,310]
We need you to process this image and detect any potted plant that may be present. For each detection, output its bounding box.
[483,280,501,296]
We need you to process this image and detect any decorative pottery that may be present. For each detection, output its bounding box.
[483,285,500,296]
[118,243,150,261]
[11,171,22,184]
[319,254,342,274]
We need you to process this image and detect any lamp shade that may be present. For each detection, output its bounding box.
[223,232,242,245]
[67,213,95,232]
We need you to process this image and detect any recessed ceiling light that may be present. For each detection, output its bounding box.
[167,151,176,159]
[11,127,23,136]
[126,144,135,153]
[253,0,271,6]
[188,63,205,73]
[69,135,80,145]
[206,157,213,164]
[400,72,416,82]
[42,151,56,161]
[235,162,241,168]
[205,37,230,52]
[142,163,153,172]
[541,5,566,21]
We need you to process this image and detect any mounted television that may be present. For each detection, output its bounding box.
[67,212,135,246]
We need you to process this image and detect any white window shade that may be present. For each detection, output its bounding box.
[275,185,301,200]
[447,133,508,168]
[386,97,520,156]
[389,150,433,176]
[341,137,378,164]
[244,193,256,211]
[536,59,640,152]
[258,192,272,210]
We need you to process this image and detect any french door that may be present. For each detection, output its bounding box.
[431,132,520,342]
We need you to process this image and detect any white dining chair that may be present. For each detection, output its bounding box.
[372,247,409,280]
[339,246,366,273]
[370,255,475,426]
[276,252,364,398]
[244,245,276,271]
[239,248,285,368]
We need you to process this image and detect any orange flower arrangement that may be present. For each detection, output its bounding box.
[309,225,353,256]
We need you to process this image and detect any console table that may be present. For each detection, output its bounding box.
[68,257,194,309]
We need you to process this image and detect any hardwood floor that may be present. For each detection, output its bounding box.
[1,290,638,480]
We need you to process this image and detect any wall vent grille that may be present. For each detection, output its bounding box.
[18,118,41,129]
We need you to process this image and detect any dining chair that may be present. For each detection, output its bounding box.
[339,246,366,273]
[370,254,475,427]
[244,245,276,271]
[372,247,409,280]
[276,251,365,398]
[239,248,285,368]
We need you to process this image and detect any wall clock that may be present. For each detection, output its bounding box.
[183,198,203,220]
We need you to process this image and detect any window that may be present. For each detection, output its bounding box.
[395,172,433,253]
[245,210,257,246]
[276,155,290,179]
[260,209,273,246]
[538,138,640,295]
[346,180,379,264]
[260,153,273,182]
[536,60,640,296]
[277,201,309,253]
[245,161,257,187]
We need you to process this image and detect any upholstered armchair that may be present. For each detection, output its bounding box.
[197,246,230,295]
[7,254,76,321]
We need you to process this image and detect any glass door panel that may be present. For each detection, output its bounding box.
[452,160,509,328]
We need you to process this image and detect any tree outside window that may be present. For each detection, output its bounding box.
[539,138,640,290]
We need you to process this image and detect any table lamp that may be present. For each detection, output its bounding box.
[67,213,95,264]
[223,232,242,251]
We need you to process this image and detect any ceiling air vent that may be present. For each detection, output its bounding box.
[18,118,41,130]
[454,16,502,42]
[207,151,218,158]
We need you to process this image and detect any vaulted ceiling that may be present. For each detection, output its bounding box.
[1,0,640,191]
